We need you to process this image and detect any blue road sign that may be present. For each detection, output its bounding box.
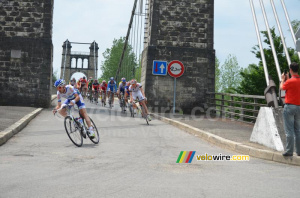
[152,60,167,75]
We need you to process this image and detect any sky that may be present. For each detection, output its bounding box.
[52,0,300,80]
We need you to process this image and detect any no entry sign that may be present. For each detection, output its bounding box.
[167,60,185,78]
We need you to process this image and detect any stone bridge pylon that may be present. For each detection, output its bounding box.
[60,40,99,82]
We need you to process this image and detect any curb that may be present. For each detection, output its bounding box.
[152,113,300,166]
[0,95,57,146]
[0,108,43,146]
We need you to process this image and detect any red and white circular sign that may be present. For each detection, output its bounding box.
[167,60,185,78]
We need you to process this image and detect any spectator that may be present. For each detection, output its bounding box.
[280,62,300,156]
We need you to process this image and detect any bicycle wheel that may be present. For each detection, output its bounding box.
[84,117,100,144]
[64,116,83,147]
[109,94,112,109]
[141,106,149,125]
[129,104,134,117]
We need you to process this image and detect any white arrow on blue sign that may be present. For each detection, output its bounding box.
[152,60,167,75]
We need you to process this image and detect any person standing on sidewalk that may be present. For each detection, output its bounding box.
[280,62,300,156]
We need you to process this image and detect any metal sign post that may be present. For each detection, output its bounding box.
[173,78,177,114]
[167,60,185,114]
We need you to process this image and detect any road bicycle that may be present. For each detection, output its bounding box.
[93,90,99,104]
[87,89,93,103]
[130,99,149,125]
[108,91,114,109]
[101,91,106,107]
[120,92,126,113]
[54,104,100,147]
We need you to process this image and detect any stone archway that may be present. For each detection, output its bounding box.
[60,40,98,82]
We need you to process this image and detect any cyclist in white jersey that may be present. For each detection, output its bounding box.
[129,79,151,121]
[53,79,95,138]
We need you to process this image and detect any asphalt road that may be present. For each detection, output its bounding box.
[0,100,300,198]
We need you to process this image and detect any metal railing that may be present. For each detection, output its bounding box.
[71,51,90,55]
[206,92,268,123]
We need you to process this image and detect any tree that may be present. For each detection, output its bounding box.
[215,57,221,92]
[238,27,300,95]
[291,19,300,33]
[218,54,242,93]
[100,37,137,82]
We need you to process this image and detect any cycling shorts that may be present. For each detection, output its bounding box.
[132,91,144,101]
[64,99,86,110]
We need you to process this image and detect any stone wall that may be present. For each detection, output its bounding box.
[0,0,53,107]
[141,0,215,114]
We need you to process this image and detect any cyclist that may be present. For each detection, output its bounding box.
[117,77,127,109]
[129,79,151,121]
[80,77,88,97]
[70,78,76,87]
[92,79,100,103]
[77,79,81,91]
[100,80,108,105]
[124,81,131,101]
[107,77,117,107]
[53,79,95,138]
[87,77,93,101]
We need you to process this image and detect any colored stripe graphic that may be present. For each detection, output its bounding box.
[188,151,196,163]
[185,151,193,163]
[176,151,184,163]
[177,151,196,163]
[179,151,187,163]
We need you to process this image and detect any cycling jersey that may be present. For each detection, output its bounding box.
[124,85,130,97]
[88,80,93,90]
[129,83,144,101]
[119,82,127,93]
[80,79,87,87]
[100,83,108,91]
[107,80,117,92]
[57,85,86,109]
[92,82,100,91]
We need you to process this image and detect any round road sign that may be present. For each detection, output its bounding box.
[167,60,184,78]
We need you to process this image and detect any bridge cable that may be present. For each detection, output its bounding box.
[115,0,139,82]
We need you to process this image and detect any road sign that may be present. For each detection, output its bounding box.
[152,60,167,75]
[167,60,184,78]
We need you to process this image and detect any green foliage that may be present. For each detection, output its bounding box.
[291,19,300,33]
[238,27,299,95]
[215,57,221,92]
[218,54,242,93]
[135,63,142,81]
[100,37,137,82]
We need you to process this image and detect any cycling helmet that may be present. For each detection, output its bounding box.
[102,80,106,83]
[54,79,66,87]
[83,76,86,79]
[94,79,98,82]
[131,79,137,85]
[110,77,114,81]
[121,77,126,82]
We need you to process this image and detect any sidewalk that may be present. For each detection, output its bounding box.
[0,106,37,131]
[0,95,56,146]
[157,113,271,150]
[153,113,300,166]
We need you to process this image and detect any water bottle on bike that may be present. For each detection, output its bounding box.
[77,117,87,137]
